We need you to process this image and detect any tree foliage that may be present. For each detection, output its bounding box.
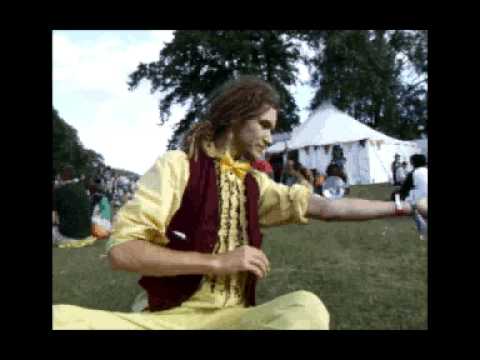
[128,30,427,146]
[128,31,304,149]
[301,30,427,139]
[52,108,104,180]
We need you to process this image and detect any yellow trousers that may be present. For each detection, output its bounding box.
[53,291,330,330]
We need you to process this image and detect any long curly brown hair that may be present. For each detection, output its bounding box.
[182,76,280,159]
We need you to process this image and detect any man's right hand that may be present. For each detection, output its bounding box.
[212,245,270,279]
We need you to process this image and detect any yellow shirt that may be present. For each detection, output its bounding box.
[106,142,312,309]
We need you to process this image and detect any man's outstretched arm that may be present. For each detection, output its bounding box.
[306,193,425,221]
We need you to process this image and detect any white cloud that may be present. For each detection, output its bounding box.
[53,30,179,175]
[53,31,173,96]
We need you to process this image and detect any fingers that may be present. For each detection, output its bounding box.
[245,260,264,279]
[248,257,268,279]
[251,246,270,267]
[245,246,270,279]
[219,245,271,279]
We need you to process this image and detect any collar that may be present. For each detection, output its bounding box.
[201,140,252,180]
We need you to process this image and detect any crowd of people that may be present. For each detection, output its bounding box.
[90,167,139,210]
[258,156,349,199]
[52,165,139,248]
[257,150,427,204]
[252,142,351,199]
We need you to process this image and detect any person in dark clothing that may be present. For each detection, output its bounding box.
[391,154,401,185]
[395,161,408,185]
[321,164,350,199]
[311,169,324,195]
[90,178,104,212]
[281,159,298,186]
[391,154,427,201]
[53,165,92,245]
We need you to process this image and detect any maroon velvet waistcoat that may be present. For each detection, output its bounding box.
[138,148,263,312]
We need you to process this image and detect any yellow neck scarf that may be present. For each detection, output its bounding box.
[220,152,251,180]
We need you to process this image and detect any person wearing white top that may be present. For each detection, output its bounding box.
[406,166,428,203]
[404,155,428,240]
[400,154,427,204]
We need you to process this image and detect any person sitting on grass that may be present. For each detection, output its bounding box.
[312,169,325,195]
[281,160,312,189]
[280,159,298,186]
[90,178,113,240]
[321,163,350,199]
[297,165,314,190]
[52,165,96,248]
[53,76,427,330]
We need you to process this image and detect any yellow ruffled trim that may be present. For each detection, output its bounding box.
[238,173,249,249]
[192,154,249,308]
[234,172,249,303]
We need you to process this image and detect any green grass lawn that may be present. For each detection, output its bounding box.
[52,183,427,330]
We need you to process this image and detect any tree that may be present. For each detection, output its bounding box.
[128,31,304,149]
[390,30,428,138]
[302,30,427,139]
[53,108,105,179]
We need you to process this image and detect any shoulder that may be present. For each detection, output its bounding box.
[250,168,270,185]
[413,167,428,178]
[249,169,273,192]
[161,149,188,161]
[153,150,189,168]
[141,150,190,185]
[250,168,292,195]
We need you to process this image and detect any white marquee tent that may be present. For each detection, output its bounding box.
[267,105,422,185]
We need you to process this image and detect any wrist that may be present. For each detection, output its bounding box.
[394,194,411,216]
[208,254,222,276]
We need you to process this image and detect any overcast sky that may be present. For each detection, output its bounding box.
[53,30,315,175]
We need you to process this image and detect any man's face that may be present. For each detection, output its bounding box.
[233,107,277,161]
